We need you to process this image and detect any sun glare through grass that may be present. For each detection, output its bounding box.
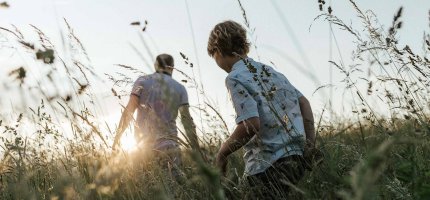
[120,133,137,152]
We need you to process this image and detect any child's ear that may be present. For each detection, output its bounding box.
[216,50,225,57]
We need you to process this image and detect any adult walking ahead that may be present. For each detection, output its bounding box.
[113,54,199,179]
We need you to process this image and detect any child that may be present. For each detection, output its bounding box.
[207,20,316,198]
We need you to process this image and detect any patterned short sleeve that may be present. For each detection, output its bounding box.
[131,76,145,97]
[295,88,304,98]
[283,77,304,98]
[226,77,259,124]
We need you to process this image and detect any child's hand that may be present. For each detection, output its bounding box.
[215,153,228,176]
[303,142,324,170]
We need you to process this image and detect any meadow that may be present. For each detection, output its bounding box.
[0,1,429,199]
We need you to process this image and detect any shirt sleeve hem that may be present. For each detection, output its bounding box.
[235,112,259,124]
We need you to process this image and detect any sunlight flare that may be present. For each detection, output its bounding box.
[120,134,137,152]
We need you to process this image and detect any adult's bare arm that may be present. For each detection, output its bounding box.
[113,95,139,149]
[179,105,199,150]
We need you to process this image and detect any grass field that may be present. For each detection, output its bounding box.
[1,1,430,199]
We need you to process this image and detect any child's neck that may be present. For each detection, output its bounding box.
[226,55,248,72]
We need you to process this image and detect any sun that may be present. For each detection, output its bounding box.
[120,133,137,152]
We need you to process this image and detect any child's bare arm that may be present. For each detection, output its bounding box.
[299,96,315,147]
[216,117,260,173]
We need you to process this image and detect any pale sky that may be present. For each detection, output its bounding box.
[1,0,429,132]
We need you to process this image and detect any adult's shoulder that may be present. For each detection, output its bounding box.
[177,80,187,91]
[169,77,187,92]
[135,74,151,81]
[133,75,146,84]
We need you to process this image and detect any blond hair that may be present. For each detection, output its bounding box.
[207,20,250,57]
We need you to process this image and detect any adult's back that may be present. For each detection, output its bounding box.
[113,53,198,153]
[131,72,188,143]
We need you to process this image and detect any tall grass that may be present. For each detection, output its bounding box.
[0,1,429,199]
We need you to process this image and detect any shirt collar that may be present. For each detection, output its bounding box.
[156,71,172,76]
[231,57,253,72]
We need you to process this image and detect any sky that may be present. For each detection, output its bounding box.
[1,0,429,134]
